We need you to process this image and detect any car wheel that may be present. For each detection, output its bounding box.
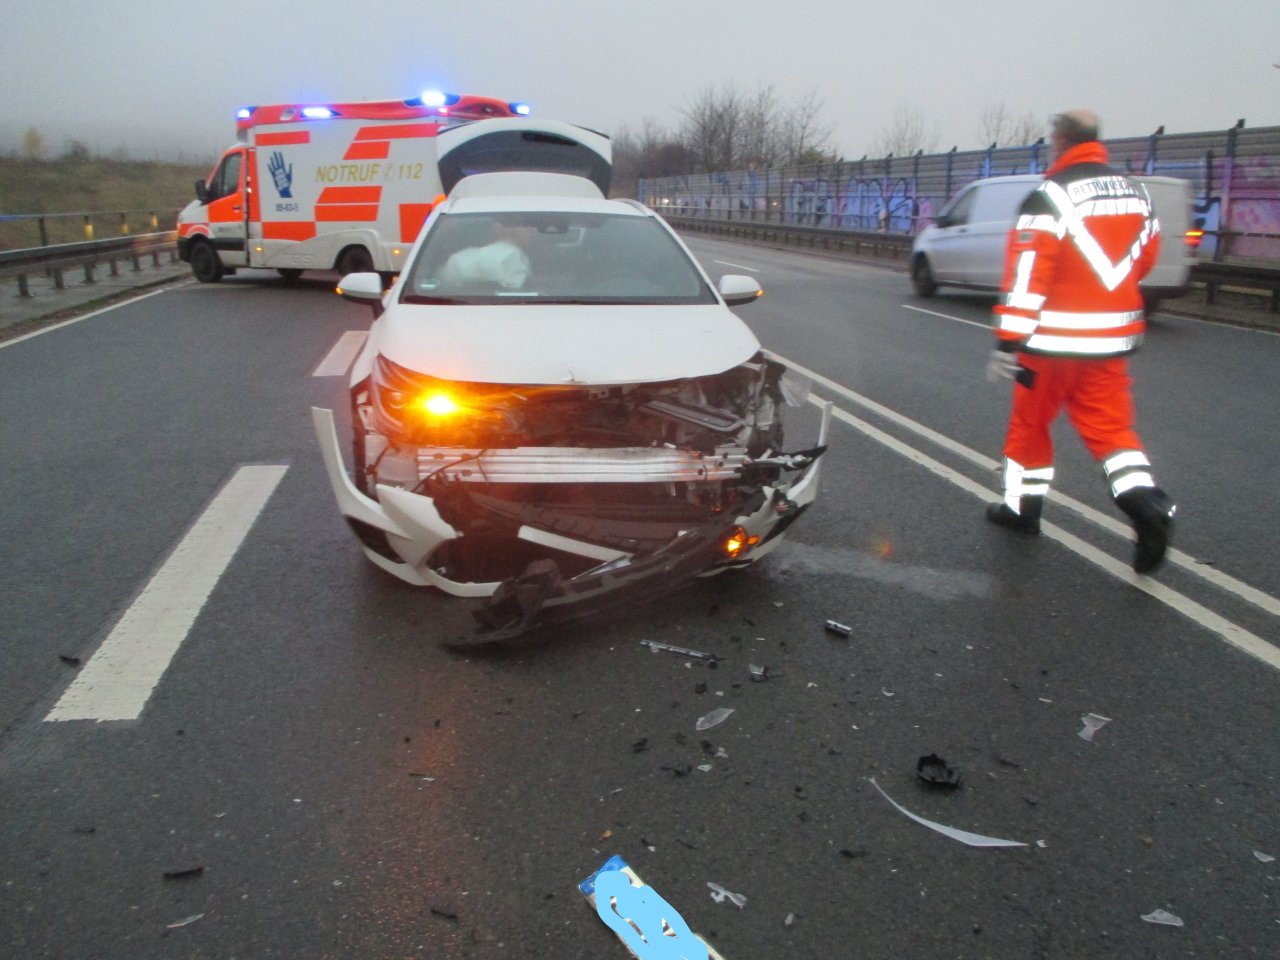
[336,246,375,277]
[277,268,303,282]
[911,256,937,298]
[190,242,224,283]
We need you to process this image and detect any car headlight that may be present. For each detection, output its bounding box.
[372,355,507,442]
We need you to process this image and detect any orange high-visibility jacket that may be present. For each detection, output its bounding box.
[994,142,1161,358]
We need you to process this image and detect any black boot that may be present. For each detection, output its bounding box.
[985,497,1042,535]
[1115,487,1176,574]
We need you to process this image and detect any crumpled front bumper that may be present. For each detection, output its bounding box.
[311,401,830,634]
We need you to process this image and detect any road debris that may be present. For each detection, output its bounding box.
[165,913,204,929]
[58,655,81,667]
[641,640,719,661]
[1140,908,1184,927]
[430,907,459,922]
[784,912,796,926]
[1254,850,1275,863]
[707,881,747,908]
[824,620,852,637]
[749,663,780,682]
[869,778,1028,848]
[162,866,205,880]
[916,754,963,788]
[1078,713,1112,741]
[695,707,734,731]
[581,855,726,960]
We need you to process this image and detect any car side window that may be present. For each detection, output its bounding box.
[939,187,976,228]
[212,153,242,201]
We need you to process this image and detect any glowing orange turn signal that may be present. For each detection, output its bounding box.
[723,526,761,558]
[420,393,460,416]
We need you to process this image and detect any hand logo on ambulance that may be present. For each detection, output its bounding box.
[268,151,294,199]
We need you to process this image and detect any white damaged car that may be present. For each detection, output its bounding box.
[312,171,828,640]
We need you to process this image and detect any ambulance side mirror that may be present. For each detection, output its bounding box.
[195,180,210,204]
[336,272,386,318]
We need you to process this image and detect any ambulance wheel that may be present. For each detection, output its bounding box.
[277,268,303,282]
[336,246,374,277]
[190,242,224,283]
[911,256,937,298]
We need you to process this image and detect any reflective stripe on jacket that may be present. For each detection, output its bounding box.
[994,142,1161,358]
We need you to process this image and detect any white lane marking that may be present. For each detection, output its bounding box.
[816,400,1280,672]
[45,464,289,723]
[0,288,170,350]
[312,330,367,377]
[901,303,991,330]
[713,259,759,273]
[773,350,1280,621]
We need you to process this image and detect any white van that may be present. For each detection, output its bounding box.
[910,173,1196,309]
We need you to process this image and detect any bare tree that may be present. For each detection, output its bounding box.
[872,104,939,157]
[738,84,782,169]
[978,102,1042,147]
[779,87,835,165]
[680,85,743,172]
[22,126,45,160]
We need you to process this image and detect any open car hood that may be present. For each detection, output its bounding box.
[373,303,761,385]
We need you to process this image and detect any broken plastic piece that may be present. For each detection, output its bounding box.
[916,754,963,788]
[1254,850,1275,863]
[162,866,204,880]
[695,707,735,731]
[784,912,795,926]
[165,913,204,929]
[707,882,747,908]
[749,663,772,682]
[641,639,719,661]
[1140,908,1184,927]
[581,855,724,960]
[1078,713,1112,741]
[824,620,852,637]
[869,778,1027,848]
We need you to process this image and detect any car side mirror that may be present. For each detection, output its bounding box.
[718,274,763,306]
[336,272,386,318]
[934,212,952,228]
[195,180,210,204]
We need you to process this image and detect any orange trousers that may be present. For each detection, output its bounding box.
[1004,354,1143,468]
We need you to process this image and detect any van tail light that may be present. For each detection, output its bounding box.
[1184,229,1204,250]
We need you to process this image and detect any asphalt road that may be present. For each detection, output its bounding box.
[0,245,1276,959]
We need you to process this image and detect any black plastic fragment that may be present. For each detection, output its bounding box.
[916,753,963,788]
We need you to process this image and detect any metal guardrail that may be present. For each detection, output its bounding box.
[662,215,1280,313]
[0,232,180,298]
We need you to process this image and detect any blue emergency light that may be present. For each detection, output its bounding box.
[236,108,253,119]
[302,107,335,119]
[510,102,532,116]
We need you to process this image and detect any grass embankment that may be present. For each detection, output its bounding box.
[0,156,214,249]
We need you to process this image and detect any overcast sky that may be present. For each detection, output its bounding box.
[2,0,1276,165]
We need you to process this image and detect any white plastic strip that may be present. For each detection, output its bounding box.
[46,464,288,722]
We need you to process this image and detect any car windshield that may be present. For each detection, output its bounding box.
[401,211,717,305]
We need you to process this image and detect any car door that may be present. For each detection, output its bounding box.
[206,149,249,266]
[958,179,1038,287]
[925,185,978,282]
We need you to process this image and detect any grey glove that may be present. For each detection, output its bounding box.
[986,349,1020,382]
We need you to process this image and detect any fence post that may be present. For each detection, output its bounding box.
[1219,120,1242,260]
[38,217,50,247]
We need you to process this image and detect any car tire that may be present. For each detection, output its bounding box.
[190,242,224,283]
[336,246,375,277]
[277,268,303,282]
[911,256,937,298]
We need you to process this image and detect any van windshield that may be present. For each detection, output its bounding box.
[402,212,717,306]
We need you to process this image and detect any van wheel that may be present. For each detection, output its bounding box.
[911,256,937,297]
[336,247,375,277]
[190,242,224,283]
[277,268,303,282]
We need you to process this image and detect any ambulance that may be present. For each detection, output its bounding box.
[177,92,612,283]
